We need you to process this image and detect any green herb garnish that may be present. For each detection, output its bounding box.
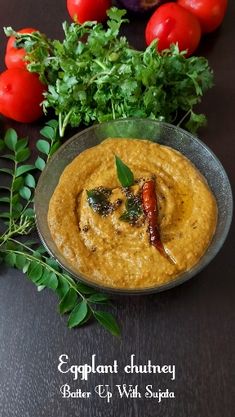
[0,124,120,336]
[87,187,113,216]
[4,7,213,137]
[115,155,134,188]
[120,194,143,225]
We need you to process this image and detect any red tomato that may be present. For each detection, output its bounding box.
[0,68,45,123]
[178,0,228,33]
[66,0,112,23]
[5,28,38,70]
[145,2,201,57]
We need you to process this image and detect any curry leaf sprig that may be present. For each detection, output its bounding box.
[4,7,213,137]
[0,125,120,337]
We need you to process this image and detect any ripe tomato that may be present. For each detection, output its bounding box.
[0,68,45,123]
[5,28,37,70]
[145,2,201,57]
[178,0,228,33]
[66,0,112,23]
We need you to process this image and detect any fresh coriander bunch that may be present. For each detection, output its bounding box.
[4,8,213,137]
[0,122,120,336]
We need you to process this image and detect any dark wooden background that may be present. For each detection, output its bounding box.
[0,1,234,416]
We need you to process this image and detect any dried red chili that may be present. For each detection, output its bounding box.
[142,178,166,256]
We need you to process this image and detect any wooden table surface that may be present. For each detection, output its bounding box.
[0,1,234,416]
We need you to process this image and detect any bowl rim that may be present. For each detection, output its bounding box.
[34,118,233,295]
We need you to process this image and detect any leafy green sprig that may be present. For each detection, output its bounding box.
[0,124,120,336]
[4,7,213,136]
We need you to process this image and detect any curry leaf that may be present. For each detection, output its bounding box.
[56,276,70,299]
[40,126,55,140]
[0,168,13,175]
[24,208,35,218]
[87,188,112,215]
[15,138,28,152]
[46,272,58,290]
[36,139,50,155]
[15,254,27,269]
[25,173,36,188]
[59,288,78,314]
[4,129,17,150]
[76,282,97,295]
[94,311,121,337]
[19,186,31,200]
[13,176,24,191]
[16,148,30,163]
[4,253,16,267]
[35,156,46,171]
[88,293,110,304]
[27,262,43,282]
[120,194,143,224]
[68,300,88,328]
[115,155,134,187]
[16,165,35,177]
[0,197,10,203]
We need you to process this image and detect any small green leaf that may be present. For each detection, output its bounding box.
[115,155,134,187]
[87,188,112,216]
[36,139,50,155]
[0,186,10,191]
[94,311,120,337]
[12,203,23,216]
[0,154,15,161]
[0,197,10,203]
[56,276,70,299]
[0,167,13,175]
[33,250,42,260]
[15,254,27,270]
[19,186,31,200]
[12,194,19,204]
[24,208,35,219]
[28,262,43,282]
[16,165,35,177]
[36,269,50,285]
[68,300,88,328]
[23,262,30,274]
[46,119,58,129]
[119,194,143,224]
[50,141,60,156]
[16,148,30,163]
[46,257,60,271]
[15,138,28,152]
[25,173,36,188]
[4,128,17,150]
[46,272,58,290]
[5,241,19,251]
[13,176,24,192]
[0,212,10,219]
[76,282,96,295]
[4,253,16,267]
[79,308,92,326]
[88,293,110,304]
[35,156,46,171]
[59,288,78,314]
[40,126,55,140]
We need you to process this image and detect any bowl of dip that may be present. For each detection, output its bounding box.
[34,119,233,294]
